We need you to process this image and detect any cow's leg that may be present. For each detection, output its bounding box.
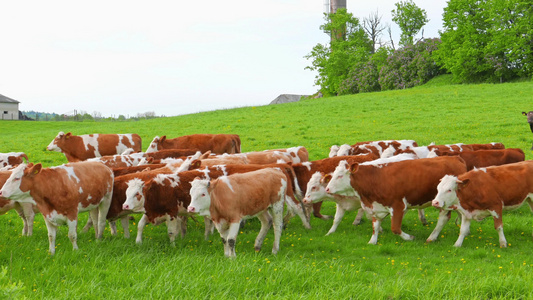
[136,214,149,244]
[454,215,471,247]
[204,217,215,240]
[120,216,130,238]
[177,215,187,238]
[97,191,113,239]
[418,209,428,226]
[215,222,231,258]
[270,200,284,255]
[368,217,382,245]
[109,220,118,236]
[43,218,57,255]
[67,219,79,251]
[390,206,414,241]
[89,209,100,239]
[313,201,332,220]
[14,205,29,236]
[165,216,179,246]
[426,210,452,243]
[81,217,93,233]
[24,206,35,236]
[326,204,346,236]
[284,196,311,229]
[226,222,241,258]
[255,212,272,252]
[352,208,364,226]
[493,214,507,248]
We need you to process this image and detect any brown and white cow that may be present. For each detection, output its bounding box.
[0,170,38,236]
[0,162,113,255]
[87,154,152,168]
[291,153,379,220]
[200,146,309,165]
[47,132,142,162]
[143,149,200,160]
[455,148,524,171]
[188,168,287,258]
[431,161,533,247]
[325,156,467,244]
[331,140,418,157]
[302,153,420,235]
[146,134,241,154]
[0,152,29,170]
[123,162,309,244]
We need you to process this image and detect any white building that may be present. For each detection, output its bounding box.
[0,94,20,120]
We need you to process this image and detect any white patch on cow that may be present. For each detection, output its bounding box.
[123,178,146,211]
[214,165,228,177]
[155,173,180,188]
[432,175,460,209]
[427,149,438,158]
[302,161,312,171]
[116,134,136,154]
[337,144,352,156]
[380,145,396,158]
[286,147,302,163]
[326,160,353,195]
[55,165,81,183]
[412,146,430,159]
[188,178,211,216]
[47,132,64,152]
[145,136,160,153]
[81,134,101,157]
[329,145,340,158]
[0,164,34,204]
[278,178,287,198]
[220,176,234,193]
[361,153,416,167]
[46,210,68,226]
[369,201,390,220]
[79,187,83,194]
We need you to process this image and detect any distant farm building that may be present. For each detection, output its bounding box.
[269,94,308,105]
[0,94,20,120]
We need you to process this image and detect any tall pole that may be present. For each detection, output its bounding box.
[329,0,347,42]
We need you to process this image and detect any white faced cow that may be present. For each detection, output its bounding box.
[188,168,286,258]
[431,161,533,247]
[0,162,113,255]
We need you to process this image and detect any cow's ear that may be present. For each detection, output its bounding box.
[160,136,167,142]
[349,163,359,174]
[322,174,332,184]
[457,178,470,190]
[28,163,42,176]
[65,132,72,139]
[191,159,201,169]
[146,157,154,164]
[199,151,210,159]
[523,112,527,116]
[207,181,211,188]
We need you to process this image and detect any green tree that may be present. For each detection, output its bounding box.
[391,0,428,47]
[305,9,372,96]
[435,0,533,83]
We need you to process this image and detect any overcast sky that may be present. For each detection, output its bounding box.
[0,0,447,118]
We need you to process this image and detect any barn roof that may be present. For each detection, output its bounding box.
[0,94,20,104]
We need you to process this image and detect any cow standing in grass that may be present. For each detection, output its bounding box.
[0,162,113,255]
[188,168,286,258]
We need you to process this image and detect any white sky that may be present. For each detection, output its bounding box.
[0,0,447,118]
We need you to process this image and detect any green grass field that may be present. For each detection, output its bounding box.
[1,77,533,299]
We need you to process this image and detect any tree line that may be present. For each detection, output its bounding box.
[305,0,533,97]
[22,110,160,122]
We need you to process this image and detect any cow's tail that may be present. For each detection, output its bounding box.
[233,135,242,153]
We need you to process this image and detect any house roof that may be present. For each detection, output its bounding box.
[0,94,20,104]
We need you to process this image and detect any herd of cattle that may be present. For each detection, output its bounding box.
[0,131,530,258]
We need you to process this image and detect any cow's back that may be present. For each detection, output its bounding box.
[355,156,467,207]
[210,168,287,221]
[457,161,533,209]
[168,134,240,154]
[96,134,142,156]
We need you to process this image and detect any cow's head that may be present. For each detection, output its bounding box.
[328,145,340,158]
[188,177,212,216]
[336,144,353,156]
[47,132,72,152]
[432,175,465,210]
[325,160,355,195]
[123,178,145,211]
[303,172,329,205]
[522,111,533,133]
[0,163,39,202]
[145,136,164,153]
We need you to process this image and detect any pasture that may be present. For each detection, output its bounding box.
[1,78,533,299]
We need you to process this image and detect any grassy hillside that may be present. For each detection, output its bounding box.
[0,79,533,299]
